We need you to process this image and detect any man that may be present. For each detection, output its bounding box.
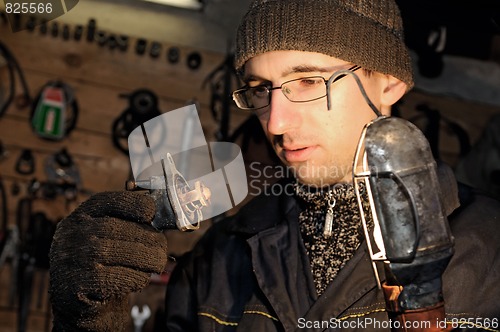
[49,0,500,331]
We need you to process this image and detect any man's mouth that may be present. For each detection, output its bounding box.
[282,146,316,162]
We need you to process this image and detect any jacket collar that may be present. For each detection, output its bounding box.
[225,177,299,235]
[227,162,460,236]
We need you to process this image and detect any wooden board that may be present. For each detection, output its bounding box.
[0,17,250,332]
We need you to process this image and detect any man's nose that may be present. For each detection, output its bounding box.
[266,89,300,136]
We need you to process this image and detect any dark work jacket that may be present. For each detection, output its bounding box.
[164,170,500,331]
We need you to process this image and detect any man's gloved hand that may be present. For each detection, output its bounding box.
[49,191,168,331]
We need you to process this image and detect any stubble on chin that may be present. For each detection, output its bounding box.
[287,160,353,187]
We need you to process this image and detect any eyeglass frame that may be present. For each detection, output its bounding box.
[232,65,361,111]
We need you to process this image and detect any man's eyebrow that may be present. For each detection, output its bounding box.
[285,65,333,75]
[242,64,348,83]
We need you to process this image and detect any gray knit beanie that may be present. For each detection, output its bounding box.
[235,0,414,90]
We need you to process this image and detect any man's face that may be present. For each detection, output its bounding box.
[243,50,390,187]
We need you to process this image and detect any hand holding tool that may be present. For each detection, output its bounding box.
[49,191,168,331]
[353,116,454,331]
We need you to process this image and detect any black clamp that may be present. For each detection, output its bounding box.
[112,89,163,154]
[74,25,83,41]
[167,47,180,64]
[86,19,96,42]
[136,39,147,55]
[150,42,162,58]
[187,51,202,70]
[15,149,35,175]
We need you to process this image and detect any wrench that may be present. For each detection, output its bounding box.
[131,305,151,332]
[0,225,20,306]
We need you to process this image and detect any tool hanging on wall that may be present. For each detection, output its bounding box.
[413,104,471,161]
[39,20,47,35]
[12,13,21,31]
[167,46,180,64]
[44,148,82,202]
[11,182,20,196]
[112,89,163,155]
[107,34,117,50]
[62,24,70,40]
[51,21,59,38]
[187,51,202,70]
[26,16,36,32]
[86,18,97,42]
[203,52,237,141]
[15,197,56,332]
[7,196,32,312]
[74,24,83,41]
[0,11,7,25]
[150,41,162,58]
[0,139,8,161]
[30,81,78,141]
[96,31,108,47]
[117,35,129,52]
[136,38,148,55]
[0,177,7,256]
[0,218,19,309]
[0,41,31,118]
[15,149,35,175]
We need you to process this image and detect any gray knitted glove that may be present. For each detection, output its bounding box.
[49,191,168,331]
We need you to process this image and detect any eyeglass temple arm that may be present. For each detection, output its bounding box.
[326,69,382,117]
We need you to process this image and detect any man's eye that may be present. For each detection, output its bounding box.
[251,86,269,97]
[299,77,323,86]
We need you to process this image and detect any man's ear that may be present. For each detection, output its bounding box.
[381,75,407,107]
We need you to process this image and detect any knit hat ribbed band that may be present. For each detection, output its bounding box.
[235,0,414,90]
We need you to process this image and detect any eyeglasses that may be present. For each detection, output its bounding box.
[232,65,361,111]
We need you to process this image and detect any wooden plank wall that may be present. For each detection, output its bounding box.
[397,89,500,167]
[0,17,250,225]
[0,15,249,332]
